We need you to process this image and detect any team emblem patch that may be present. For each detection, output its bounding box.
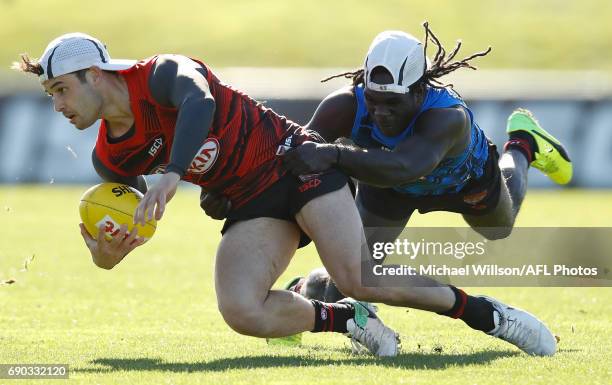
[320,307,328,321]
[298,178,322,193]
[188,138,220,174]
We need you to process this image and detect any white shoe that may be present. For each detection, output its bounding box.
[482,296,557,356]
[342,299,399,357]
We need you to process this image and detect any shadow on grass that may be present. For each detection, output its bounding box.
[76,350,520,373]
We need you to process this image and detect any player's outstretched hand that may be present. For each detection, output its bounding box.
[281,141,337,175]
[134,172,180,226]
[79,223,144,270]
[200,190,231,220]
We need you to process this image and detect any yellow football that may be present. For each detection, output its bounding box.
[79,183,156,242]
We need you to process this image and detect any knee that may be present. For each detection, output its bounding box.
[217,299,271,337]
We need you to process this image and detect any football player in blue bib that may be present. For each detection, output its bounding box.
[204,23,571,356]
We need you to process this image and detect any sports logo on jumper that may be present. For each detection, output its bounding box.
[188,138,220,174]
[276,135,293,155]
[148,137,163,157]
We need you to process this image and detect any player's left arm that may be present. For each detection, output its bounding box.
[334,107,468,187]
[133,54,215,225]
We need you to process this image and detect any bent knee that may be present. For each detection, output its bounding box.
[218,300,271,337]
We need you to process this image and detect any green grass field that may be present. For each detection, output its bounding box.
[2,0,612,71]
[0,186,611,384]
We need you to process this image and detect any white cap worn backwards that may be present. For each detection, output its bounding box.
[38,32,137,81]
[364,30,427,94]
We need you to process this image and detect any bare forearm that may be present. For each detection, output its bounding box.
[335,145,429,187]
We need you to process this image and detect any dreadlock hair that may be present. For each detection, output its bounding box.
[321,22,492,91]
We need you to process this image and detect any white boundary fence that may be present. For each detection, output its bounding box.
[1,69,611,187]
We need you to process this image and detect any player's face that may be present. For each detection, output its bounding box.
[42,72,102,130]
[364,71,421,137]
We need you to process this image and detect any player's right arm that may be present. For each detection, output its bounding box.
[81,150,147,269]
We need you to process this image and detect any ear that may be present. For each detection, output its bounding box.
[86,66,103,85]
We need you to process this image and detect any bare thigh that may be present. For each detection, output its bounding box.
[463,177,515,240]
[356,198,412,259]
[355,184,413,252]
[215,217,315,337]
[296,186,455,311]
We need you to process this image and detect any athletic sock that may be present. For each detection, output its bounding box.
[438,286,496,333]
[504,131,536,163]
[310,300,354,333]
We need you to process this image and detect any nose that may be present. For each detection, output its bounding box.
[52,96,65,113]
[373,105,391,120]
[374,105,389,117]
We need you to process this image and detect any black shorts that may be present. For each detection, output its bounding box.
[221,169,351,248]
[357,142,502,221]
